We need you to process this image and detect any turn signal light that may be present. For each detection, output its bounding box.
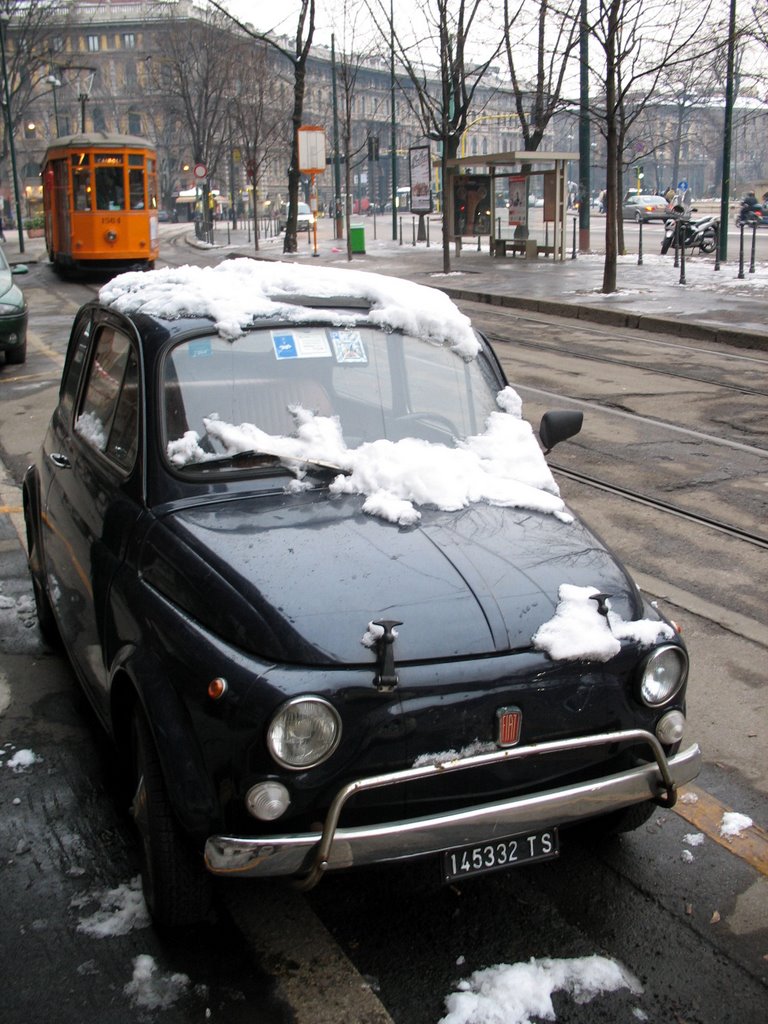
[207,677,228,700]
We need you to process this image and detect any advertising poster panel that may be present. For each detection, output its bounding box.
[507,174,528,228]
[409,146,432,213]
[543,170,557,222]
[453,175,491,236]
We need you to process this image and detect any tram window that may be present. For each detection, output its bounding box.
[95,165,125,211]
[72,168,92,211]
[128,164,145,210]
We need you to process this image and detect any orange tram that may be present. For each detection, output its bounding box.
[42,132,160,274]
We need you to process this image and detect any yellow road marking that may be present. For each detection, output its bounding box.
[675,784,768,876]
[28,331,65,366]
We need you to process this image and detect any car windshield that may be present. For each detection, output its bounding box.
[162,325,502,474]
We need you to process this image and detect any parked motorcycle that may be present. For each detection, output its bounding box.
[661,207,719,255]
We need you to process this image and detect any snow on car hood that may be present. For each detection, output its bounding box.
[166,389,572,528]
[155,491,641,665]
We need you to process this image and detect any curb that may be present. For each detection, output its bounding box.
[437,286,768,352]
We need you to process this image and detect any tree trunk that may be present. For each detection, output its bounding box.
[602,11,619,294]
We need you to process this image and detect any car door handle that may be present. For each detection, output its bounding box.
[49,452,71,469]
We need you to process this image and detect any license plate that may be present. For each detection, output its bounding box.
[441,828,559,883]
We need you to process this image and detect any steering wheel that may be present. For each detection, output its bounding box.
[393,412,458,438]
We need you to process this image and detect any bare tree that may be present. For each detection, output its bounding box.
[329,0,379,260]
[208,0,316,255]
[585,0,713,292]
[153,5,250,241]
[229,42,291,249]
[0,1,71,164]
[503,0,579,152]
[371,0,505,272]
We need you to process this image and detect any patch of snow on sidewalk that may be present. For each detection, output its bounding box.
[439,955,642,1024]
[124,954,190,1010]
[720,812,753,838]
[74,875,150,937]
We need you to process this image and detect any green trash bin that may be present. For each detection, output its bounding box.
[349,224,366,254]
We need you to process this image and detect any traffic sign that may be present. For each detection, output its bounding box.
[193,163,207,180]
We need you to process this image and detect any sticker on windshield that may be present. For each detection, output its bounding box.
[272,330,331,360]
[188,340,212,359]
[330,330,367,364]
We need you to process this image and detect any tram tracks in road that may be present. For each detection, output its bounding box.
[485,328,768,400]
[550,463,768,551]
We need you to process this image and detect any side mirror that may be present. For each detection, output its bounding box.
[539,410,583,453]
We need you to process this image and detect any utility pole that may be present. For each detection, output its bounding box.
[331,35,342,240]
[578,0,590,251]
[390,0,397,241]
[0,12,24,253]
[719,0,737,260]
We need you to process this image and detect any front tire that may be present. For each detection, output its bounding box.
[131,710,213,929]
[5,338,27,365]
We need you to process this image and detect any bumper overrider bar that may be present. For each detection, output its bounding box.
[204,729,701,889]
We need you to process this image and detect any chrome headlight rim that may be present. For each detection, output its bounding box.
[267,695,342,771]
[637,642,688,708]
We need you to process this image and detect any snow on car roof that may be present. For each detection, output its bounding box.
[99,259,481,358]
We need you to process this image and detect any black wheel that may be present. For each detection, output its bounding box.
[131,710,213,929]
[5,338,27,365]
[699,228,717,254]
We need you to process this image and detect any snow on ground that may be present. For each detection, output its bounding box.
[124,954,191,1011]
[439,954,642,1024]
[72,875,150,937]
[720,812,754,838]
[5,748,41,772]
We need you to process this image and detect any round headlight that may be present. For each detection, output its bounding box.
[638,644,688,707]
[267,696,341,770]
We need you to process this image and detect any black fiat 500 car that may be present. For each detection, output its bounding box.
[23,259,700,927]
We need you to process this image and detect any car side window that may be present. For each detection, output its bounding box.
[75,326,139,470]
[59,314,93,418]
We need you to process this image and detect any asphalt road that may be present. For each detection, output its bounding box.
[0,251,765,1024]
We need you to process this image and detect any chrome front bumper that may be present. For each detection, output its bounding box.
[204,731,701,888]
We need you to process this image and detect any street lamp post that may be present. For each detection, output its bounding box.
[0,10,25,253]
[46,74,61,136]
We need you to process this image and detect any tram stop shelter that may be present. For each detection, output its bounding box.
[444,151,579,261]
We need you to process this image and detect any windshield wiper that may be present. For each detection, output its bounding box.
[179,449,348,476]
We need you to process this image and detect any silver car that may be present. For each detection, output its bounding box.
[622,194,670,223]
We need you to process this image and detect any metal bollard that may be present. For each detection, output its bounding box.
[571,216,577,259]
[738,224,745,279]
[412,217,416,246]
[749,224,756,273]
[714,229,720,271]
[673,221,680,268]
[679,226,686,285]
[638,219,643,266]
[399,217,403,246]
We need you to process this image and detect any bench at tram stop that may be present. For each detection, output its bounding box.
[493,238,556,259]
